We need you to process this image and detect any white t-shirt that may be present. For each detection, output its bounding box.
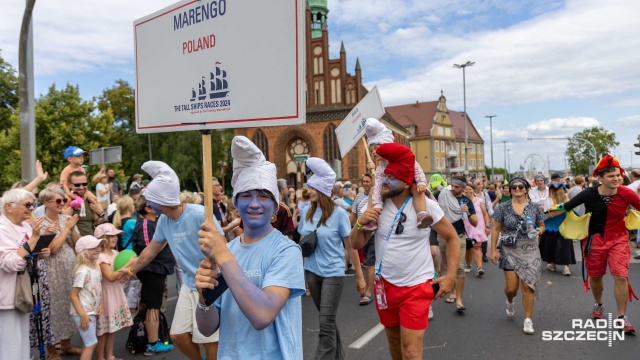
[628,180,640,193]
[528,187,550,210]
[70,266,102,316]
[366,195,444,287]
[96,183,110,204]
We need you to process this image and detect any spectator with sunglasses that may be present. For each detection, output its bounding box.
[59,146,104,218]
[63,171,104,236]
[40,187,85,357]
[351,143,458,360]
[299,157,364,359]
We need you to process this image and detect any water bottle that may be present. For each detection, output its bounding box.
[374,275,388,309]
[460,199,468,221]
[526,216,537,239]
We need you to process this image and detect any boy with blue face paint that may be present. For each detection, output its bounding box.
[118,161,224,360]
[195,136,305,360]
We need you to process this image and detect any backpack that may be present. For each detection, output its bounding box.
[125,308,172,354]
[116,217,136,251]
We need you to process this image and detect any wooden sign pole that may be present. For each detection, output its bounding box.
[201,130,214,225]
[361,137,373,164]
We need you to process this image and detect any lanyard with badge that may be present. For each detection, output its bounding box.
[374,195,411,309]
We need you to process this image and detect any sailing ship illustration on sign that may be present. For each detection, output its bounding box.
[190,61,229,101]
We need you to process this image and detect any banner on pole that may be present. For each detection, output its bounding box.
[134,0,305,133]
[334,86,385,157]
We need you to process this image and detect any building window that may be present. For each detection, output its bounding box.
[435,141,439,152]
[456,143,460,153]
[436,158,440,169]
[471,144,475,154]
[478,145,483,154]
[441,157,445,170]
[445,128,451,136]
[348,147,358,180]
[462,159,466,168]
[471,160,476,168]
[330,78,341,104]
[440,141,445,153]
[437,127,443,135]
[323,123,340,165]
[252,129,269,160]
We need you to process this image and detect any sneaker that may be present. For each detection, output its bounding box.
[546,263,556,272]
[622,316,636,333]
[506,299,515,318]
[523,318,534,334]
[417,211,434,229]
[428,306,434,319]
[591,304,604,319]
[146,340,174,355]
[464,265,472,273]
[477,268,485,277]
[482,254,488,263]
[362,221,378,231]
[563,267,571,276]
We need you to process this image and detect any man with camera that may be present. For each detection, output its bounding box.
[350,142,459,360]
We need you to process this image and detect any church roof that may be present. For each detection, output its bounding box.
[386,101,483,142]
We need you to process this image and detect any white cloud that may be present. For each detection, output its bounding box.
[614,115,640,127]
[526,117,600,136]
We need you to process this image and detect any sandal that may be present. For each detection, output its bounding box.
[456,304,466,311]
[359,294,373,306]
[445,296,457,304]
[305,288,311,297]
[60,346,83,356]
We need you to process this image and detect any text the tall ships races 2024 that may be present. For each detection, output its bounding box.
[174,0,227,55]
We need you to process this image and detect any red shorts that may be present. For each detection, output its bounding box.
[582,232,630,278]
[376,277,434,330]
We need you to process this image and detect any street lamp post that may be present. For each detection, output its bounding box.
[19,0,37,181]
[502,141,508,181]
[454,61,475,175]
[507,149,511,178]
[485,115,497,176]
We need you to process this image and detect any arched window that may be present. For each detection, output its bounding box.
[252,129,269,160]
[323,123,340,166]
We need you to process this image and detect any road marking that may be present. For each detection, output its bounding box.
[348,323,385,349]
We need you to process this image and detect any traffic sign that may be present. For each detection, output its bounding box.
[89,146,122,165]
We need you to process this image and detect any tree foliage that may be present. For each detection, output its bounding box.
[566,127,619,175]
[0,52,18,132]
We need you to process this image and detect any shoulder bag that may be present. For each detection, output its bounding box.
[559,210,591,240]
[14,268,33,313]
[299,221,320,257]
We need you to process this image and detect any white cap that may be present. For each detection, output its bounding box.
[365,118,394,147]
[306,158,336,198]
[75,235,106,253]
[230,136,279,207]
[142,161,181,206]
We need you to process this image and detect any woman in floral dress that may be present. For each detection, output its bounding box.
[40,188,83,359]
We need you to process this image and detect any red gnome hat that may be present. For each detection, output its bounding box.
[376,143,416,185]
[593,153,625,177]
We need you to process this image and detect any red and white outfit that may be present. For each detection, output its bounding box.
[367,197,444,330]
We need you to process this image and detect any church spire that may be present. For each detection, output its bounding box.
[309,0,329,38]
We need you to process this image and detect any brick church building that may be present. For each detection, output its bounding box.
[234,0,484,188]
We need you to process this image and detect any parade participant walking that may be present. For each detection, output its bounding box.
[350,173,375,305]
[539,181,575,276]
[363,118,432,230]
[195,136,305,360]
[529,174,549,210]
[436,176,478,311]
[119,161,224,360]
[300,157,364,360]
[472,179,492,263]
[351,142,458,360]
[549,154,640,333]
[463,184,490,277]
[491,177,545,334]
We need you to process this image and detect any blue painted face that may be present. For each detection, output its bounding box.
[382,175,402,190]
[236,190,276,235]
[146,200,164,215]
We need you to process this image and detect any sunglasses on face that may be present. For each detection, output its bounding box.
[12,202,35,209]
[510,185,525,190]
[73,183,88,188]
[52,198,68,204]
[395,212,407,235]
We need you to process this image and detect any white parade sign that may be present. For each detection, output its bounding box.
[134,0,305,133]
[334,86,385,157]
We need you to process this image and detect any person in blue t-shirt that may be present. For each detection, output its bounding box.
[195,136,305,360]
[298,157,365,360]
[119,161,224,360]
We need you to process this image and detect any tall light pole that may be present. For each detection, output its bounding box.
[502,140,508,181]
[485,115,496,176]
[19,0,37,181]
[454,61,475,175]
[507,149,511,178]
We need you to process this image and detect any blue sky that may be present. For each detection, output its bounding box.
[2,0,640,172]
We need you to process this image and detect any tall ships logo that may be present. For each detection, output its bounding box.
[174,61,231,114]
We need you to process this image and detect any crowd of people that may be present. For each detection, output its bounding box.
[1,119,640,359]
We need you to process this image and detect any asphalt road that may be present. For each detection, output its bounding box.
[35,242,640,359]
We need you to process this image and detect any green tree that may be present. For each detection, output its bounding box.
[0,52,18,132]
[566,127,618,175]
[0,84,117,189]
